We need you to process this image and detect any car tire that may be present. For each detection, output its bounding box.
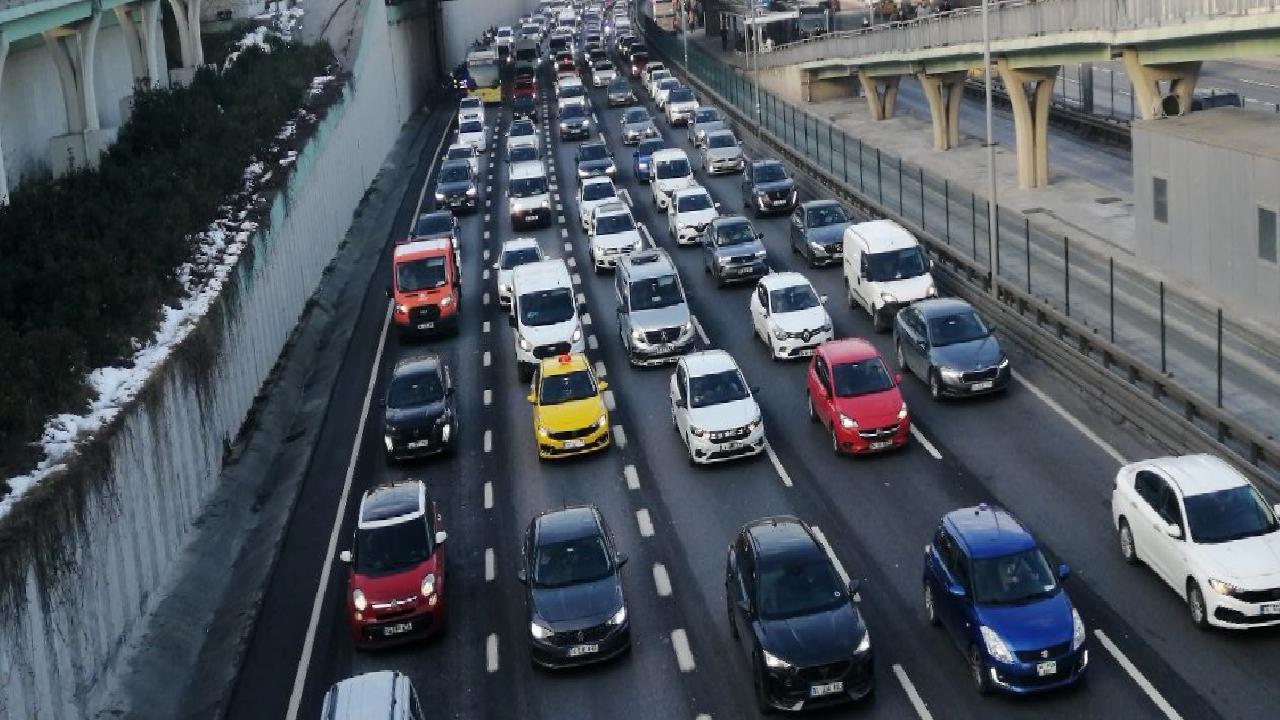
[726,591,740,639]
[767,336,777,359]
[969,645,991,695]
[383,449,398,467]
[831,426,841,456]
[923,582,940,626]
[929,371,943,401]
[518,362,533,383]
[753,658,777,715]
[1188,581,1210,630]
[872,310,888,334]
[1118,520,1138,565]
[896,342,907,372]
[847,281,856,309]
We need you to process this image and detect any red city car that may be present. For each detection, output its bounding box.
[806,339,911,455]
[513,77,538,101]
[341,480,447,649]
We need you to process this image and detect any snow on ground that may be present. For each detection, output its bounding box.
[223,1,309,71]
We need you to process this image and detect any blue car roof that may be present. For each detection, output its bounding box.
[944,505,1037,559]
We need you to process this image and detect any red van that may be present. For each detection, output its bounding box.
[389,239,460,336]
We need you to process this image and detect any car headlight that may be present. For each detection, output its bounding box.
[571,326,583,343]
[681,320,693,336]
[839,414,857,429]
[434,192,445,201]
[939,367,964,382]
[421,573,436,597]
[352,588,368,612]
[584,119,592,128]
[383,434,394,451]
[595,413,608,429]
[809,241,824,250]
[440,296,453,307]
[638,162,649,171]
[773,328,788,341]
[819,322,832,333]
[540,199,551,208]
[755,189,768,198]
[578,167,590,177]
[790,189,798,201]
[518,335,533,351]
[630,329,645,344]
[897,403,908,421]
[530,621,553,639]
[559,121,568,129]
[855,631,872,655]
[394,303,408,314]
[880,292,898,303]
[689,425,706,437]
[998,356,1010,369]
[1071,608,1086,650]
[466,187,477,196]
[606,164,616,175]
[1208,578,1239,597]
[753,249,767,259]
[537,424,550,438]
[979,626,1015,664]
[748,416,763,431]
[608,605,627,626]
[926,284,938,298]
[762,649,792,670]
[499,282,512,296]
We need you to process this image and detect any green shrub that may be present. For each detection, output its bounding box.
[0,37,336,478]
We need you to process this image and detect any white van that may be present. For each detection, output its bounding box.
[649,148,695,210]
[841,219,937,332]
[509,161,551,229]
[320,671,425,720]
[510,259,586,380]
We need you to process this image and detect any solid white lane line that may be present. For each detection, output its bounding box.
[910,426,942,460]
[636,509,654,537]
[285,302,393,720]
[484,430,492,453]
[691,315,710,345]
[603,390,616,411]
[484,481,493,510]
[1013,370,1127,465]
[653,562,672,597]
[484,389,492,406]
[588,334,599,350]
[567,256,577,269]
[671,629,696,672]
[486,634,499,673]
[595,361,607,377]
[893,665,935,720]
[613,424,627,448]
[483,351,491,367]
[763,440,794,488]
[810,526,851,586]
[1096,629,1184,720]
[485,548,495,582]
[624,464,640,490]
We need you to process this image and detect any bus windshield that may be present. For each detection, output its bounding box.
[468,60,500,88]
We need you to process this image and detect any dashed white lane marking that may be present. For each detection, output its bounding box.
[613,424,627,448]
[588,334,599,350]
[893,665,935,720]
[484,389,492,406]
[558,214,567,224]
[595,361,607,377]
[486,185,493,192]
[571,272,582,284]
[1013,370,1127,465]
[483,249,490,261]
[582,311,591,325]
[482,269,490,280]
[1096,630,1184,720]
[486,634,500,673]
[603,390,616,410]
[671,629,696,672]
[484,213,491,223]
[576,292,586,305]
[484,430,493,453]
[485,548,495,582]
[695,715,712,720]
[763,440,794,488]
[564,242,573,252]
[483,230,491,240]
[484,481,493,510]
[636,509,655,537]
[561,228,569,238]
[567,256,577,269]
[653,562,672,597]
[483,320,490,333]
[556,203,564,212]
[624,464,641,490]
[691,316,711,345]
[483,292,490,306]
[483,351,491,366]
[910,426,942,460]
[810,526,851,586]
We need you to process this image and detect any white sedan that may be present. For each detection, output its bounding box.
[589,202,643,272]
[458,96,484,125]
[577,177,622,231]
[457,118,489,153]
[445,143,480,175]
[592,61,618,87]
[667,186,717,246]
[494,238,545,309]
[507,119,540,153]
[669,350,766,465]
[749,273,834,360]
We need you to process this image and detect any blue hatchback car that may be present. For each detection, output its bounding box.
[923,504,1087,695]
[632,138,667,183]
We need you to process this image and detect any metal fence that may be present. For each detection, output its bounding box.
[650,25,1280,444]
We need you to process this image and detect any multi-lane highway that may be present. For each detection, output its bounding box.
[224,37,1280,720]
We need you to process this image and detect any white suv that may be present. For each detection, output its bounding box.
[1111,454,1280,629]
[667,186,717,246]
[510,259,585,381]
[649,149,695,210]
[494,238,545,309]
[669,350,766,465]
[577,177,621,231]
[589,202,643,272]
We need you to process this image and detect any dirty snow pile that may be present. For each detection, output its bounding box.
[223,1,308,71]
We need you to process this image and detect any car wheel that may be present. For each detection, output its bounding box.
[807,394,818,423]
[1118,520,1138,565]
[929,371,943,401]
[753,658,777,715]
[383,449,398,467]
[923,582,940,626]
[847,282,856,309]
[896,342,907,371]
[831,426,842,455]
[969,645,991,695]
[872,310,888,333]
[726,591,739,639]
[518,362,532,383]
[1188,582,1210,630]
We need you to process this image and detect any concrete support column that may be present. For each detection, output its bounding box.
[916,70,967,150]
[857,71,900,121]
[0,36,9,205]
[43,13,117,175]
[167,0,205,84]
[995,59,1057,189]
[1121,48,1201,120]
[115,1,164,86]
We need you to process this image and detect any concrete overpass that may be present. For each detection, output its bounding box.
[739,0,1280,188]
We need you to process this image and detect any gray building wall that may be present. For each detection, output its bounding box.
[1133,108,1280,329]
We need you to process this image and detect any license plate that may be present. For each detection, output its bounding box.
[809,681,843,697]
[720,441,743,450]
[1262,603,1280,615]
[1036,660,1057,676]
[655,344,672,353]
[971,380,994,391]
[795,348,814,357]
[733,266,752,275]
[382,622,413,637]
[568,643,599,657]
[773,199,789,206]
[870,440,893,450]
[831,252,843,258]
[417,322,435,330]
[563,439,586,449]
[407,439,431,449]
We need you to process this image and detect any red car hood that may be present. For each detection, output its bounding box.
[353,555,437,602]
[833,386,903,428]
[400,285,451,307]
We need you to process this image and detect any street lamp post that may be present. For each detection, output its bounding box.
[981,0,999,297]
[681,0,688,66]
[751,8,761,124]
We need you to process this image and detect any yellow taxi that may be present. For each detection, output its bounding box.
[528,354,611,460]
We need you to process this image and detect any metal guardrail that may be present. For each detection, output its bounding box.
[646,21,1280,489]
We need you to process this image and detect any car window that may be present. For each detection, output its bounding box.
[354,516,432,574]
[676,193,712,212]
[582,182,616,201]
[533,534,613,588]
[753,164,787,183]
[439,164,470,183]
[1134,470,1164,509]
[831,358,895,397]
[807,204,847,227]
[459,120,483,133]
[510,175,548,197]
[769,284,819,313]
[518,287,574,326]
[579,144,609,161]
[508,146,538,163]
[1183,485,1278,543]
[654,157,691,179]
[814,357,830,390]
[413,214,453,236]
[707,134,737,149]
[539,369,596,404]
[970,548,1059,605]
[500,246,541,269]
[629,275,683,311]
[689,369,749,408]
[715,221,756,246]
[756,555,845,620]
[926,310,990,347]
[387,370,444,409]
[866,247,928,282]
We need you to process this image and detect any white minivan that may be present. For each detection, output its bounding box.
[649,148,695,210]
[509,259,586,381]
[321,671,426,720]
[841,219,937,332]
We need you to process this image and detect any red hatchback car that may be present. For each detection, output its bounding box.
[806,339,910,455]
[513,77,538,101]
[341,480,447,649]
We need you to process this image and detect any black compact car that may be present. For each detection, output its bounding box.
[559,104,592,140]
[406,210,458,246]
[520,506,630,668]
[382,355,456,462]
[726,516,873,712]
[513,94,538,121]
[741,160,798,217]
[607,76,636,106]
[434,158,478,212]
[893,298,1011,400]
[575,141,616,183]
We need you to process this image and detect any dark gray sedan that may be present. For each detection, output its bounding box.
[702,216,768,287]
[620,107,658,145]
[892,298,1010,400]
[789,200,850,267]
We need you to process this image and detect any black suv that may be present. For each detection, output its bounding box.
[726,516,873,712]
[381,355,456,462]
[741,159,798,217]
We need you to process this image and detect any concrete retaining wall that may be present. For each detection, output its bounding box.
[0,2,435,718]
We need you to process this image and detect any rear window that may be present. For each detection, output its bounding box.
[413,214,452,236]
[582,182,616,201]
[708,134,736,149]
[668,88,694,103]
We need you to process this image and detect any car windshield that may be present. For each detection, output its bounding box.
[1184,485,1279,543]
[707,134,736,149]
[413,214,451,236]
[460,98,480,110]
[501,246,541,269]
[677,193,712,212]
[561,85,585,98]
[561,105,587,119]
[971,548,1059,605]
[716,222,756,246]
[447,147,473,161]
[754,164,787,183]
[396,256,448,292]
[513,96,534,110]
[579,144,608,161]
[609,78,630,91]
[630,53,648,63]
[757,557,846,620]
[519,287,574,326]
[508,146,538,163]
[510,176,548,197]
[595,61,613,70]
[629,275,683,311]
[582,182,615,201]
[638,139,666,156]
[355,519,432,575]
[658,79,679,91]
[387,370,444,409]
[831,358,894,397]
[865,247,927,282]
[807,205,847,227]
[439,165,469,183]
[459,120,483,133]
[533,534,613,588]
[668,88,694,102]
[596,214,634,235]
[539,368,596,405]
[769,284,819,313]
[655,158,690,179]
[624,110,649,124]
[927,310,990,347]
[694,109,720,123]
[512,122,535,136]
[689,369,749,408]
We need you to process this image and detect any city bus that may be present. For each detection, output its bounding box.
[466,49,502,105]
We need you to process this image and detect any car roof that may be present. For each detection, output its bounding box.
[512,258,571,288]
[580,140,607,151]
[509,161,548,180]
[847,219,920,252]
[712,215,751,228]
[750,159,783,170]
[801,199,841,210]
[913,297,974,319]
[706,129,736,140]
[502,237,541,252]
[818,338,879,364]
[651,148,688,161]
[358,481,427,529]
[593,201,629,217]
[394,239,450,260]
[539,352,591,377]
[447,143,475,152]
[694,105,720,114]
[743,516,822,569]
[534,505,603,544]
[681,349,738,376]
[321,671,414,720]
[672,186,709,199]
[638,138,666,151]
[758,271,811,291]
[392,353,442,377]
[440,158,471,172]
[944,504,1037,559]
[1141,454,1249,496]
[620,248,676,278]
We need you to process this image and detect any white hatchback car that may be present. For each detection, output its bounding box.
[445,143,480,175]
[1111,454,1280,629]
[507,119,541,153]
[495,238,546,309]
[458,96,485,125]
[577,177,622,231]
[669,350,766,465]
[588,201,643,272]
[667,186,717,246]
[456,118,489,153]
[749,273,834,360]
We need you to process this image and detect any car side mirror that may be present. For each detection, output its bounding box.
[1166,523,1183,539]
[1057,562,1070,581]
[339,550,353,563]
[615,551,629,566]
[385,285,393,299]
[819,294,828,305]
[750,385,761,395]
[517,569,528,584]
[598,379,609,391]
[947,582,966,598]
[527,392,536,403]
[756,232,765,240]
[507,312,517,328]
[1274,503,1280,518]
[714,202,722,209]
[674,397,687,409]
[436,531,449,545]
[847,578,862,597]
[894,373,903,386]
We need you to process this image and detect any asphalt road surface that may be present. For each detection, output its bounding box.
[224,59,1280,720]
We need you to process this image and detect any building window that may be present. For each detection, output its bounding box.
[1260,207,1278,263]
[1152,177,1167,224]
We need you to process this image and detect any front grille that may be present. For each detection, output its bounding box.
[962,368,999,383]
[548,425,597,441]
[369,596,418,619]
[1235,587,1280,603]
[550,623,612,646]
[645,327,683,344]
[768,189,791,201]
[1014,641,1072,662]
[730,255,757,264]
[533,342,571,359]
[709,426,750,443]
[857,423,899,440]
[798,660,850,684]
[409,306,441,323]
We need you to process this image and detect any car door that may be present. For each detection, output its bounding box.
[810,355,835,428]
[896,308,921,376]
[1131,470,1178,586]
[670,364,691,439]
[789,207,805,253]
[750,283,769,340]
[929,527,971,649]
[908,310,932,377]
[727,533,756,656]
